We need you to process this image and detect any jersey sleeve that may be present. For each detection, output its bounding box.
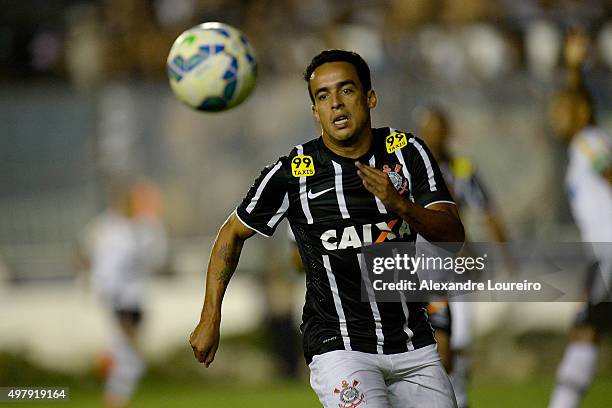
[235,159,290,237]
[405,136,454,208]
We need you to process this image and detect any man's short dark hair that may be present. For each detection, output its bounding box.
[303,50,372,103]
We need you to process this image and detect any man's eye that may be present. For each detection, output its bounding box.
[341,88,353,94]
[318,94,328,101]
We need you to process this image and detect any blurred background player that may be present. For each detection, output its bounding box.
[547,30,612,408]
[416,106,511,408]
[78,179,168,408]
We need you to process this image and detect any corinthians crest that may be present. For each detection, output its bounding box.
[333,379,365,408]
[382,164,408,195]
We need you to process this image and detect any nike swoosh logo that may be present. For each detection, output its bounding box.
[307,187,334,200]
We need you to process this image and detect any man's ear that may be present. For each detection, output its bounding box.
[367,89,377,109]
[311,104,320,123]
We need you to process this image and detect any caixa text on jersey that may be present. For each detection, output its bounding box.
[320,219,411,250]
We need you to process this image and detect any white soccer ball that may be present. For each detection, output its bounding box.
[167,22,257,112]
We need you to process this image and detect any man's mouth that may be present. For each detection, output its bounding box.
[333,115,349,128]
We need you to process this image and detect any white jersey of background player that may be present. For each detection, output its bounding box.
[81,181,167,408]
[547,69,612,407]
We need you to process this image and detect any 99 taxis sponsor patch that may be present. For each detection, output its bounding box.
[385,132,408,153]
[292,155,315,177]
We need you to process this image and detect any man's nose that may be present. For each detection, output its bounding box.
[331,93,343,108]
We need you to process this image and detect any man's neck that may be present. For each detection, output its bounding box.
[322,128,373,159]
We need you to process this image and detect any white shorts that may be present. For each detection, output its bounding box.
[309,345,457,408]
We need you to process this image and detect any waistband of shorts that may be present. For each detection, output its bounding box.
[304,337,437,365]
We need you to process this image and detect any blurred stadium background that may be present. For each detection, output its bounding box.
[1,0,612,406]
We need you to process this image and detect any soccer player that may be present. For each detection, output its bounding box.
[189,50,465,407]
[79,181,168,408]
[417,106,510,408]
[547,84,612,408]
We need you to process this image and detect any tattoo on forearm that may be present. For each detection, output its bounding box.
[218,266,234,285]
[216,243,240,284]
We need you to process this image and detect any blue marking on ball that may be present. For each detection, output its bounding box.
[167,65,183,81]
[223,80,237,101]
[209,28,230,38]
[199,96,227,111]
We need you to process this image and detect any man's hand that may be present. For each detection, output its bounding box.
[356,162,464,244]
[355,161,402,212]
[189,314,221,368]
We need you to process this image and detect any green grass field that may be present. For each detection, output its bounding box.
[3,377,612,408]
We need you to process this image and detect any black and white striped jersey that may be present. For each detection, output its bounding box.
[235,127,455,363]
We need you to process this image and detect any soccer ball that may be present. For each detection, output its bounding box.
[166,22,257,112]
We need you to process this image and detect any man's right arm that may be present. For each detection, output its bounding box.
[189,212,255,367]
